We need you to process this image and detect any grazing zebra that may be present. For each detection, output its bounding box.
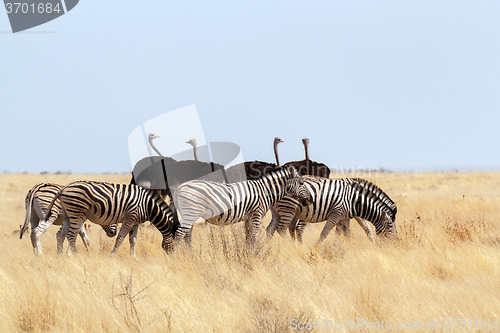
[20,183,117,254]
[44,181,177,256]
[266,177,366,241]
[290,177,397,243]
[272,177,398,244]
[173,165,311,243]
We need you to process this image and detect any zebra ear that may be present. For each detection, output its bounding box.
[287,165,299,178]
[390,202,398,211]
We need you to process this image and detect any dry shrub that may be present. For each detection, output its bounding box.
[399,215,426,245]
[443,218,486,245]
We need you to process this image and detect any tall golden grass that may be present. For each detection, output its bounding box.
[1,172,499,332]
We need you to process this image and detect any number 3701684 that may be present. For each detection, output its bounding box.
[5,3,62,14]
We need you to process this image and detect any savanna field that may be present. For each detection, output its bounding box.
[1,172,500,332]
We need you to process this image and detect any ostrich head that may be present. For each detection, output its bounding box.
[149,133,160,141]
[186,139,197,147]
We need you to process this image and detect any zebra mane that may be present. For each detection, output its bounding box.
[258,165,290,182]
[344,178,397,217]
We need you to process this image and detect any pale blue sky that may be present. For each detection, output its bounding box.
[1,1,499,173]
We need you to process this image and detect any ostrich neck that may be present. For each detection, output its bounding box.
[303,141,310,161]
[274,141,281,166]
[193,145,198,161]
[149,139,164,157]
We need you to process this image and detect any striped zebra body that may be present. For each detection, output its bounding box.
[289,177,397,243]
[173,165,311,243]
[20,183,117,254]
[266,177,360,240]
[46,181,176,256]
[274,177,398,244]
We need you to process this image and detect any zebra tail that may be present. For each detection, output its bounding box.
[20,192,35,239]
[43,187,64,222]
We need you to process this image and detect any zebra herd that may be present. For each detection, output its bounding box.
[20,138,398,256]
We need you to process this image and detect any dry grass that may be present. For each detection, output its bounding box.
[1,172,500,332]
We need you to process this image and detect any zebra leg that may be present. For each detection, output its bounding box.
[174,205,204,244]
[78,225,91,254]
[245,213,263,244]
[56,216,70,254]
[295,220,307,244]
[265,206,280,237]
[111,221,136,256]
[290,216,309,241]
[315,216,341,246]
[30,205,59,254]
[185,228,193,246]
[65,219,85,255]
[128,224,139,258]
[275,210,295,237]
[288,216,299,240]
[354,217,375,243]
[32,218,57,254]
[336,218,351,238]
[174,224,194,244]
[28,209,42,254]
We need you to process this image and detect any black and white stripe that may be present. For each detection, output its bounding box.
[289,177,397,243]
[20,183,117,254]
[173,165,311,243]
[272,177,398,244]
[45,181,176,256]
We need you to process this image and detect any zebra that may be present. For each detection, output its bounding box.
[266,177,366,240]
[173,165,311,244]
[272,177,398,244]
[20,183,117,254]
[291,177,397,243]
[270,177,396,243]
[44,181,177,256]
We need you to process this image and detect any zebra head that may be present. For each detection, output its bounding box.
[376,206,398,240]
[103,224,117,238]
[284,165,312,206]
